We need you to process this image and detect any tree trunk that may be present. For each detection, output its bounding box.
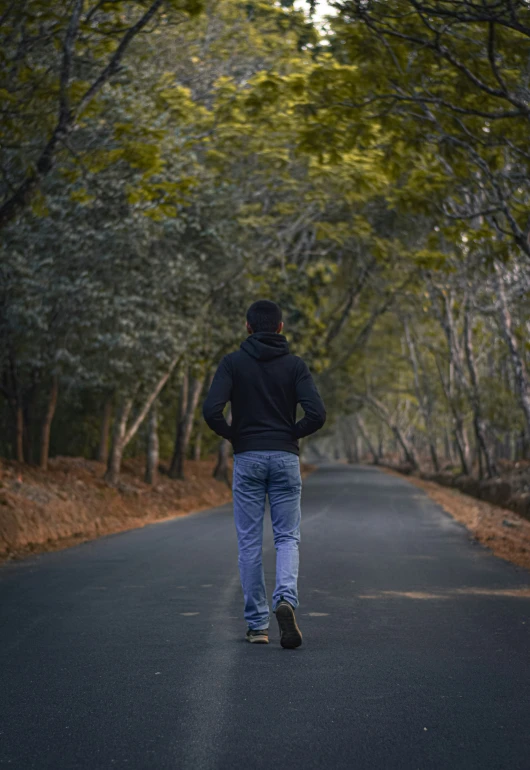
[495,262,530,451]
[431,288,472,474]
[454,420,471,476]
[403,321,440,471]
[105,397,134,485]
[391,424,417,469]
[169,368,203,480]
[97,396,113,464]
[355,415,379,464]
[443,427,453,466]
[355,433,362,463]
[39,376,59,471]
[193,424,202,462]
[122,357,179,448]
[463,305,497,478]
[15,403,24,463]
[145,402,159,485]
[435,356,471,475]
[23,379,39,465]
[518,432,524,461]
[343,420,360,464]
[193,369,212,462]
[428,440,439,473]
[365,396,418,469]
[377,426,384,461]
[101,357,179,484]
[213,439,231,485]
[8,352,25,463]
[213,405,232,484]
[168,366,189,478]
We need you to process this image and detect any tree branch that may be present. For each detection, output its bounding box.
[123,353,182,448]
[76,0,164,117]
[0,0,166,231]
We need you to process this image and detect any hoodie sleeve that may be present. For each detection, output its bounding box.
[294,359,326,439]
[202,355,233,440]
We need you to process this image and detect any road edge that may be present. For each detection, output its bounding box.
[380,465,530,573]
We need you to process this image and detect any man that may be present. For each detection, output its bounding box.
[203,300,326,648]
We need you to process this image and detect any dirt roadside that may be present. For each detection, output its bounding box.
[0,457,315,562]
[383,467,530,572]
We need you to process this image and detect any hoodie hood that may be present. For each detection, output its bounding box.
[241,332,290,361]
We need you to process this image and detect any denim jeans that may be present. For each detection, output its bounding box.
[232,450,302,630]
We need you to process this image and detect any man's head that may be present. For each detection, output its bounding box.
[246,300,283,334]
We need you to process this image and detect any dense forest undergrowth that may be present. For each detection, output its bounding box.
[1,0,530,559]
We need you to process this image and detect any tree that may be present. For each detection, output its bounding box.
[0,0,203,228]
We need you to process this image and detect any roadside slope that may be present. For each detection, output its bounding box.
[0,457,232,560]
[0,457,315,561]
[383,466,530,572]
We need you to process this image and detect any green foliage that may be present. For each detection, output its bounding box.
[1,0,529,474]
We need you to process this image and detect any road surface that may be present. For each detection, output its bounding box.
[1,464,530,769]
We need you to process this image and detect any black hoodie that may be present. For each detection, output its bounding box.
[202,332,326,455]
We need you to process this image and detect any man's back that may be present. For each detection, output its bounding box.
[202,299,326,648]
[203,331,325,455]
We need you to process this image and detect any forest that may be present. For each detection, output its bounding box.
[1,0,530,493]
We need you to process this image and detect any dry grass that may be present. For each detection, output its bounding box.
[383,468,530,572]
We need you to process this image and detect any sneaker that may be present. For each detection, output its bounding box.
[246,627,269,644]
[275,600,303,649]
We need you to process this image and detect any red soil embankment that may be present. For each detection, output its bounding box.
[0,456,316,561]
[0,457,233,561]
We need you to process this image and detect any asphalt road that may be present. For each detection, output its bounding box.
[1,464,530,770]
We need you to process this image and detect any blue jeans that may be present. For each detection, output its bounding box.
[232,450,302,630]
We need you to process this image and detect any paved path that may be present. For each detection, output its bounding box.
[1,465,530,769]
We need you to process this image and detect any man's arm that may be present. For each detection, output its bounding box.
[203,356,233,440]
[294,359,326,439]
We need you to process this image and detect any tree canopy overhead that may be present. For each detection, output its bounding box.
[1,0,529,484]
